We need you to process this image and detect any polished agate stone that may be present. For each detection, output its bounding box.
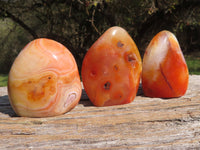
[8,38,82,117]
[142,30,189,98]
[82,26,142,106]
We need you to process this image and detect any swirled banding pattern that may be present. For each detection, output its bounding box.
[8,38,82,117]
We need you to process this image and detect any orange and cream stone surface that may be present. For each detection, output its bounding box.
[142,30,189,98]
[81,26,142,106]
[8,38,82,117]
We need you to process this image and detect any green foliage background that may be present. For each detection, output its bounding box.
[0,0,200,73]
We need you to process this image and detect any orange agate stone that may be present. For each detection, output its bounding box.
[8,38,82,117]
[81,26,142,106]
[142,30,189,98]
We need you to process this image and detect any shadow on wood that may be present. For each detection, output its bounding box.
[0,95,17,117]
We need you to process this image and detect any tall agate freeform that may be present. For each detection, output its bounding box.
[142,30,189,98]
[8,38,82,117]
[82,26,142,106]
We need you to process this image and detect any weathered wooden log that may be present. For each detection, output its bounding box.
[0,75,200,149]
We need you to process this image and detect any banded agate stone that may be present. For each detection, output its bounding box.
[8,38,82,117]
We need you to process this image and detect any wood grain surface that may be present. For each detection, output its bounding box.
[0,75,200,149]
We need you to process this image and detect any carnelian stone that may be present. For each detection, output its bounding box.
[8,38,82,117]
[81,26,142,106]
[142,30,189,98]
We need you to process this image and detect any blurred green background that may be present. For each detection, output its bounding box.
[0,0,200,86]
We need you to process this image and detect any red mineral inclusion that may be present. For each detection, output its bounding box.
[142,30,189,98]
[81,26,142,106]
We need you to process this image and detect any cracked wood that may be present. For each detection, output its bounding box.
[0,75,200,149]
